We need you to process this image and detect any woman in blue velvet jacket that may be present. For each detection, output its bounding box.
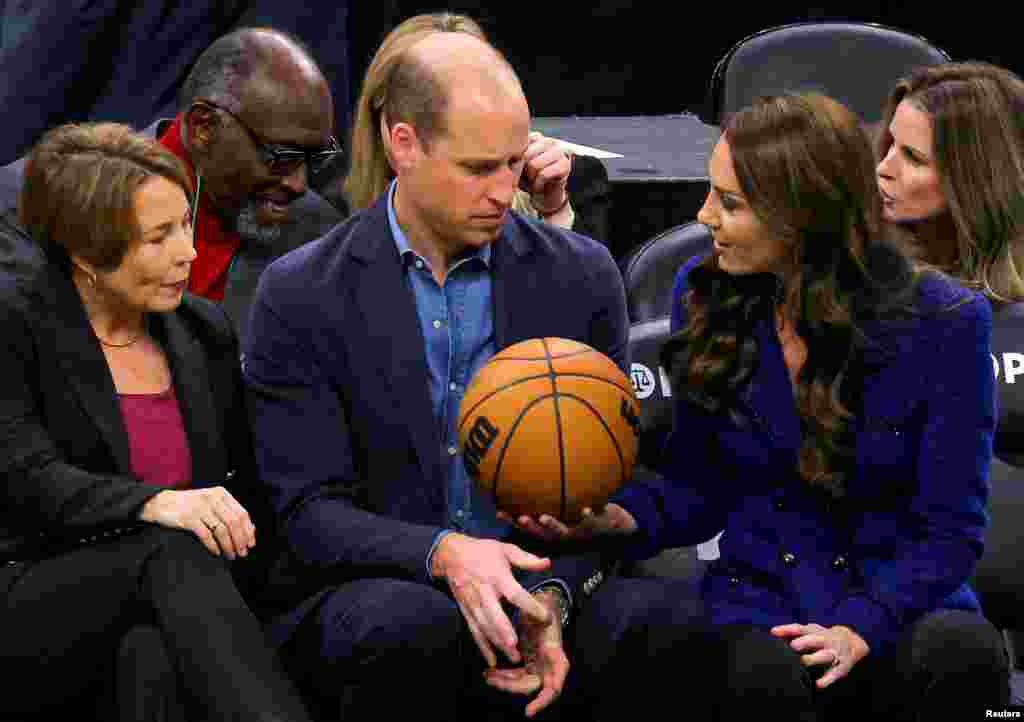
[514,93,1010,719]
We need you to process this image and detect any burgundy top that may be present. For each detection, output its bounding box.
[118,385,192,489]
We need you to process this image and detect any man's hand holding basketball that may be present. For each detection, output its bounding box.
[431,532,553,668]
[499,502,639,543]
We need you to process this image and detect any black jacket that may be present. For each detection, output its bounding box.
[0,256,268,593]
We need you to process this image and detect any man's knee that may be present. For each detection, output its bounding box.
[316,579,462,661]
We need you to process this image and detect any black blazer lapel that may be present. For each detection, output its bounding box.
[153,311,227,483]
[41,265,132,474]
[349,201,445,488]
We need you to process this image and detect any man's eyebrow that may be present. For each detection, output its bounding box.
[458,155,510,167]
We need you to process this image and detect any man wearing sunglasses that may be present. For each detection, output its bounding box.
[155,27,344,343]
[0,27,343,344]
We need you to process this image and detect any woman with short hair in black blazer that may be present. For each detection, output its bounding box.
[0,122,312,722]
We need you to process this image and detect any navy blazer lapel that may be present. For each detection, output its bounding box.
[42,264,132,473]
[350,199,444,487]
[491,218,532,349]
[153,309,226,483]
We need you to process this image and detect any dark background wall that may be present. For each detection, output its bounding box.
[349,2,1016,119]
[0,1,1014,165]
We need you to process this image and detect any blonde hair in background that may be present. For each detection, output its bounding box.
[344,13,486,211]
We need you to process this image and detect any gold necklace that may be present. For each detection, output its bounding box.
[96,331,143,349]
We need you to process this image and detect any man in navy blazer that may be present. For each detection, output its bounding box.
[244,28,678,721]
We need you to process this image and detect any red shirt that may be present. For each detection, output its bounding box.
[118,385,192,489]
[158,115,240,301]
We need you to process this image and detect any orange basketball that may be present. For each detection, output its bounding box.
[457,337,640,523]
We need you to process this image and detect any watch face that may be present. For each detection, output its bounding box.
[536,586,570,627]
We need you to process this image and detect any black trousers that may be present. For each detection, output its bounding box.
[284,574,690,721]
[607,578,1011,722]
[0,527,312,722]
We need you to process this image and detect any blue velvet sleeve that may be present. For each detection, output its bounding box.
[612,254,730,559]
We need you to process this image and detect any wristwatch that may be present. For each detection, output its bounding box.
[533,583,571,629]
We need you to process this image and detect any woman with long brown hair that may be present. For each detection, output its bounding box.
[877,61,1024,304]
[513,93,1009,719]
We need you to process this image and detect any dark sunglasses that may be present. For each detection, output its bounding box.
[197,100,342,176]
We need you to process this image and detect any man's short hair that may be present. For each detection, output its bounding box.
[383,52,449,150]
[383,34,520,151]
[177,27,319,112]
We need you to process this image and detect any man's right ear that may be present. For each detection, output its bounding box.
[386,121,420,172]
[184,103,219,155]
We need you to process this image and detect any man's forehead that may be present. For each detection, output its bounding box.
[437,100,529,158]
[239,67,325,113]
[238,72,333,139]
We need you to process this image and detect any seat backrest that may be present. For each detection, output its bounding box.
[627,315,724,577]
[0,158,24,213]
[974,458,1024,646]
[621,222,712,324]
[628,317,675,471]
[991,302,1024,466]
[703,21,951,125]
[974,303,1024,665]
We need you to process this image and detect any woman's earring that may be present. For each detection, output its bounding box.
[73,261,97,288]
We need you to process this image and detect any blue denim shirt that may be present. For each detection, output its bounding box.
[387,182,512,574]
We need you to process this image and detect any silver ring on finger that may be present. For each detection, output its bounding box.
[830,649,841,668]
[205,519,222,532]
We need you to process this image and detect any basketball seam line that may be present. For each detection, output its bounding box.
[458,372,633,433]
[556,392,628,484]
[491,393,555,513]
[542,338,569,521]
[485,348,594,361]
[481,391,630,520]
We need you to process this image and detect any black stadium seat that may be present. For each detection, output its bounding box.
[628,317,674,472]
[620,222,712,324]
[702,21,950,126]
[980,301,1024,702]
[974,458,1024,704]
[991,302,1024,466]
[624,228,719,578]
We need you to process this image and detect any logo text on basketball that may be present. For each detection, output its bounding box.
[464,416,500,478]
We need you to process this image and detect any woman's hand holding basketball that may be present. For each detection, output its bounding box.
[499,502,639,543]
